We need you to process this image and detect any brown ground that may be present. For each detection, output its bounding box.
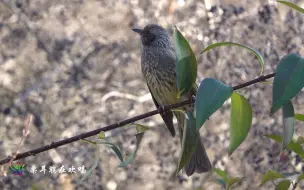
[0,0,304,189]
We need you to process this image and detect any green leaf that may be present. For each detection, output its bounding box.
[265,134,304,159]
[275,180,291,190]
[81,139,97,145]
[171,109,186,114]
[287,141,304,159]
[97,142,124,162]
[215,178,226,189]
[265,134,282,143]
[298,174,304,181]
[95,123,149,167]
[134,123,150,133]
[295,114,304,121]
[123,123,150,133]
[77,146,99,184]
[99,131,106,139]
[119,132,145,167]
[260,170,284,186]
[176,111,199,173]
[282,101,295,150]
[296,136,304,144]
[196,78,233,130]
[277,1,304,14]
[226,177,242,190]
[200,42,264,75]
[77,157,98,184]
[31,184,41,190]
[270,53,304,115]
[174,26,197,96]
[214,168,229,182]
[229,92,252,156]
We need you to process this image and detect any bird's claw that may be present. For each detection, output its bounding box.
[158,105,166,115]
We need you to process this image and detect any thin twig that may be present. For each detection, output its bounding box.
[0,72,275,165]
[232,73,275,90]
[1,115,32,175]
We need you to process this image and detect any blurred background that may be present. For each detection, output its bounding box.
[1,0,304,189]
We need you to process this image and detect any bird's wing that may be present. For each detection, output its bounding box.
[147,85,176,137]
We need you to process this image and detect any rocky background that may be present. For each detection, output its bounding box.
[1,0,304,189]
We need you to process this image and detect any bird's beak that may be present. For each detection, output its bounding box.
[132,28,142,35]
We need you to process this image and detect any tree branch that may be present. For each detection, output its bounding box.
[0,73,275,165]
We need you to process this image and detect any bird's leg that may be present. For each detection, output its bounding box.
[158,105,167,115]
[190,95,209,120]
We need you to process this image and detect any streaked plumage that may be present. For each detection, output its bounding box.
[133,24,212,176]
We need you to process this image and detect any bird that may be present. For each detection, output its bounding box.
[132,24,212,176]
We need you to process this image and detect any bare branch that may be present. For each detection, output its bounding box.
[0,72,275,165]
[1,115,32,175]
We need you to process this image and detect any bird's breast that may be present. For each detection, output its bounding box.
[141,47,179,105]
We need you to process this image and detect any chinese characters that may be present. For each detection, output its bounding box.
[29,165,86,174]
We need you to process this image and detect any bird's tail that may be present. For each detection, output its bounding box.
[184,137,212,176]
[175,112,212,176]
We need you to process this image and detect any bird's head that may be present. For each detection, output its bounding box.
[132,24,171,47]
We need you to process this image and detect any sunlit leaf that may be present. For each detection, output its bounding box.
[81,139,97,145]
[200,42,264,75]
[262,80,273,85]
[265,134,282,143]
[270,53,304,115]
[275,180,291,190]
[134,124,150,133]
[214,168,229,182]
[226,177,242,190]
[99,131,106,140]
[174,26,197,96]
[282,101,295,150]
[97,142,124,162]
[123,123,150,134]
[296,136,304,144]
[287,141,304,159]
[260,170,284,186]
[119,132,145,167]
[295,114,304,121]
[171,109,186,114]
[196,78,233,130]
[277,1,304,14]
[177,111,199,174]
[229,92,252,156]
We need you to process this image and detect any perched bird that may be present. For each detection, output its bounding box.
[132,24,212,176]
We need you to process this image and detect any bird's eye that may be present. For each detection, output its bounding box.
[147,33,155,41]
[143,32,156,45]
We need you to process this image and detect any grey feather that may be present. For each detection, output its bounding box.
[148,85,176,137]
[134,24,212,176]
